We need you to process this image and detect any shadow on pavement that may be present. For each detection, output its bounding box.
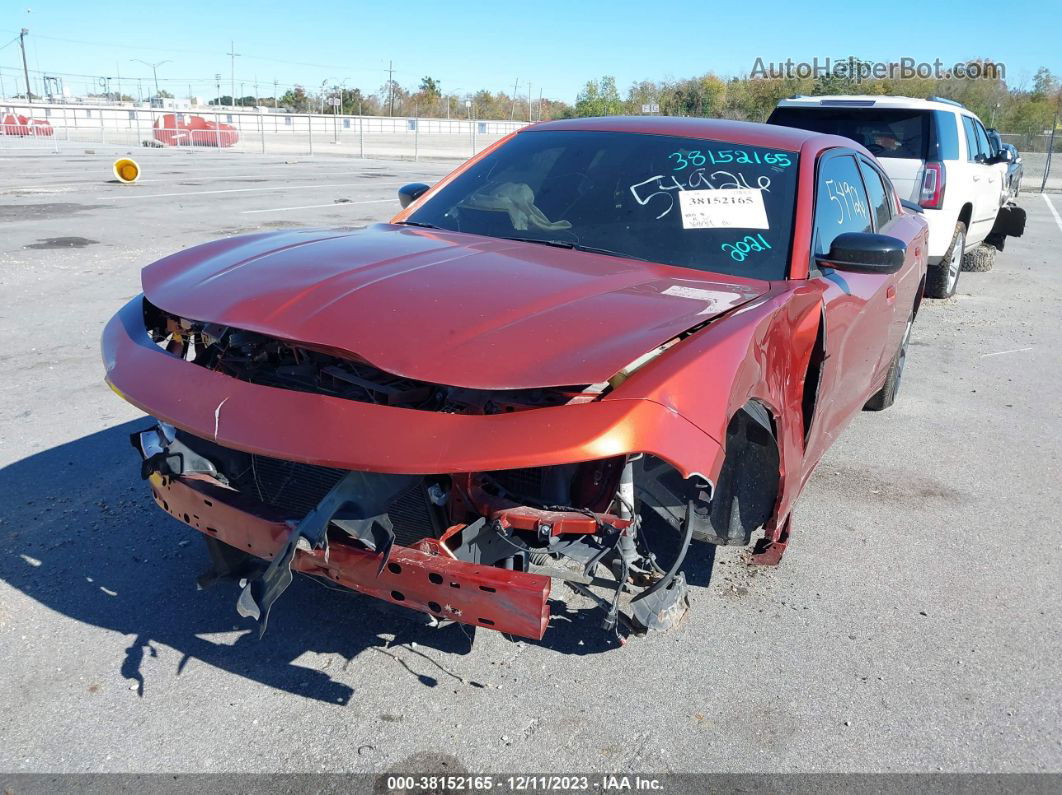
[0,421,716,703]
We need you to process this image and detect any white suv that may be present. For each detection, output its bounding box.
[768,95,1025,298]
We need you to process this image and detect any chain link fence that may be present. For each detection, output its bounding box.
[997,133,1061,192]
[4,102,1059,191]
[0,102,527,161]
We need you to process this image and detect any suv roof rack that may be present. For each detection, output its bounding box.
[926,96,966,109]
[818,98,877,107]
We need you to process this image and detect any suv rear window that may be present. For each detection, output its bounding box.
[769,107,931,160]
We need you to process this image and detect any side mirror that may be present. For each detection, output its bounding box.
[398,182,430,209]
[818,232,906,274]
[997,148,1014,164]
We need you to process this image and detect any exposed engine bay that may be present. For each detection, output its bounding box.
[137,420,703,641]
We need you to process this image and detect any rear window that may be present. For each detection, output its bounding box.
[769,107,930,160]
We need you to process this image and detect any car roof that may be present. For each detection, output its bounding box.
[774,95,975,115]
[523,116,837,153]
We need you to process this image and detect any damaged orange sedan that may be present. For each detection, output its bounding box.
[102,118,928,642]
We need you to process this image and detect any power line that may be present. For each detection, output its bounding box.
[0,28,397,74]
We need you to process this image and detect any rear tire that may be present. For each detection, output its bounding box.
[924,222,965,298]
[864,315,912,412]
[961,243,996,272]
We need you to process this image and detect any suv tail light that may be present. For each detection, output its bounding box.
[919,161,946,209]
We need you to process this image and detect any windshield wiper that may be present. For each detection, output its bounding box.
[571,244,650,263]
[502,236,651,263]
[501,236,576,249]
[395,220,441,229]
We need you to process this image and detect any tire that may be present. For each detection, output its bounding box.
[924,222,965,299]
[864,315,912,412]
[961,243,996,272]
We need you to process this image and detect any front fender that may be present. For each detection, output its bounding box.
[607,283,826,522]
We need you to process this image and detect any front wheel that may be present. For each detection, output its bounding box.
[924,222,965,298]
[864,316,912,412]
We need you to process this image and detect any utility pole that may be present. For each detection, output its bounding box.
[333,84,339,143]
[387,60,394,116]
[273,78,279,108]
[132,60,170,102]
[19,28,31,103]
[528,81,532,123]
[215,74,221,106]
[538,88,542,122]
[227,41,240,110]
[510,77,519,120]
[254,77,259,106]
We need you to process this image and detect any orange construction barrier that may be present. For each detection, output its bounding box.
[153,113,239,148]
[1,114,54,137]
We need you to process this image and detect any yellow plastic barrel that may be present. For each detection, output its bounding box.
[112,158,141,184]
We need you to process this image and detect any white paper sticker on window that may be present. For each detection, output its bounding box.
[678,188,768,230]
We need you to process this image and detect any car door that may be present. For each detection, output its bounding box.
[962,115,1003,242]
[856,155,923,352]
[802,150,899,466]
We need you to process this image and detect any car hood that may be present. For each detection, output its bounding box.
[142,225,767,389]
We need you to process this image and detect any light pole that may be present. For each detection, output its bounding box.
[132,59,171,102]
[319,79,330,114]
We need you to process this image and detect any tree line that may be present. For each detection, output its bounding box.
[569,62,1061,135]
[208,60,1060,136]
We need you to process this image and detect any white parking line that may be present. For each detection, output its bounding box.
[240,199,395,214]
[1042,193,1062,233]
[99,182,396,200]
[981,346,1033,358]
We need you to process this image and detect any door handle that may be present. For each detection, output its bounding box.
[886,285,897,303]
[972,175,981,181]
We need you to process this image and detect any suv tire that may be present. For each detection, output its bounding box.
[961,243,996,272]
[925,222,965,299]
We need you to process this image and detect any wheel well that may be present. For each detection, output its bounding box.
[633,402,781,547]
[699,401,781,545]
[801,309,826,446]
[958,203,973,229]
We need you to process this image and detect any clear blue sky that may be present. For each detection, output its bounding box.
[1,0,1058,102]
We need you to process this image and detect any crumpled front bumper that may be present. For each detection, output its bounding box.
[145,457,552,639]
[102,295,722,478]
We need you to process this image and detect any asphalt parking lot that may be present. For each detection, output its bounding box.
[0,147,1060,774]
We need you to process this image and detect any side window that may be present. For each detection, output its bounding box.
[973,121,991,161]
[813,154,873,258]
[857,159,893,231]
[961,116,978,162]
